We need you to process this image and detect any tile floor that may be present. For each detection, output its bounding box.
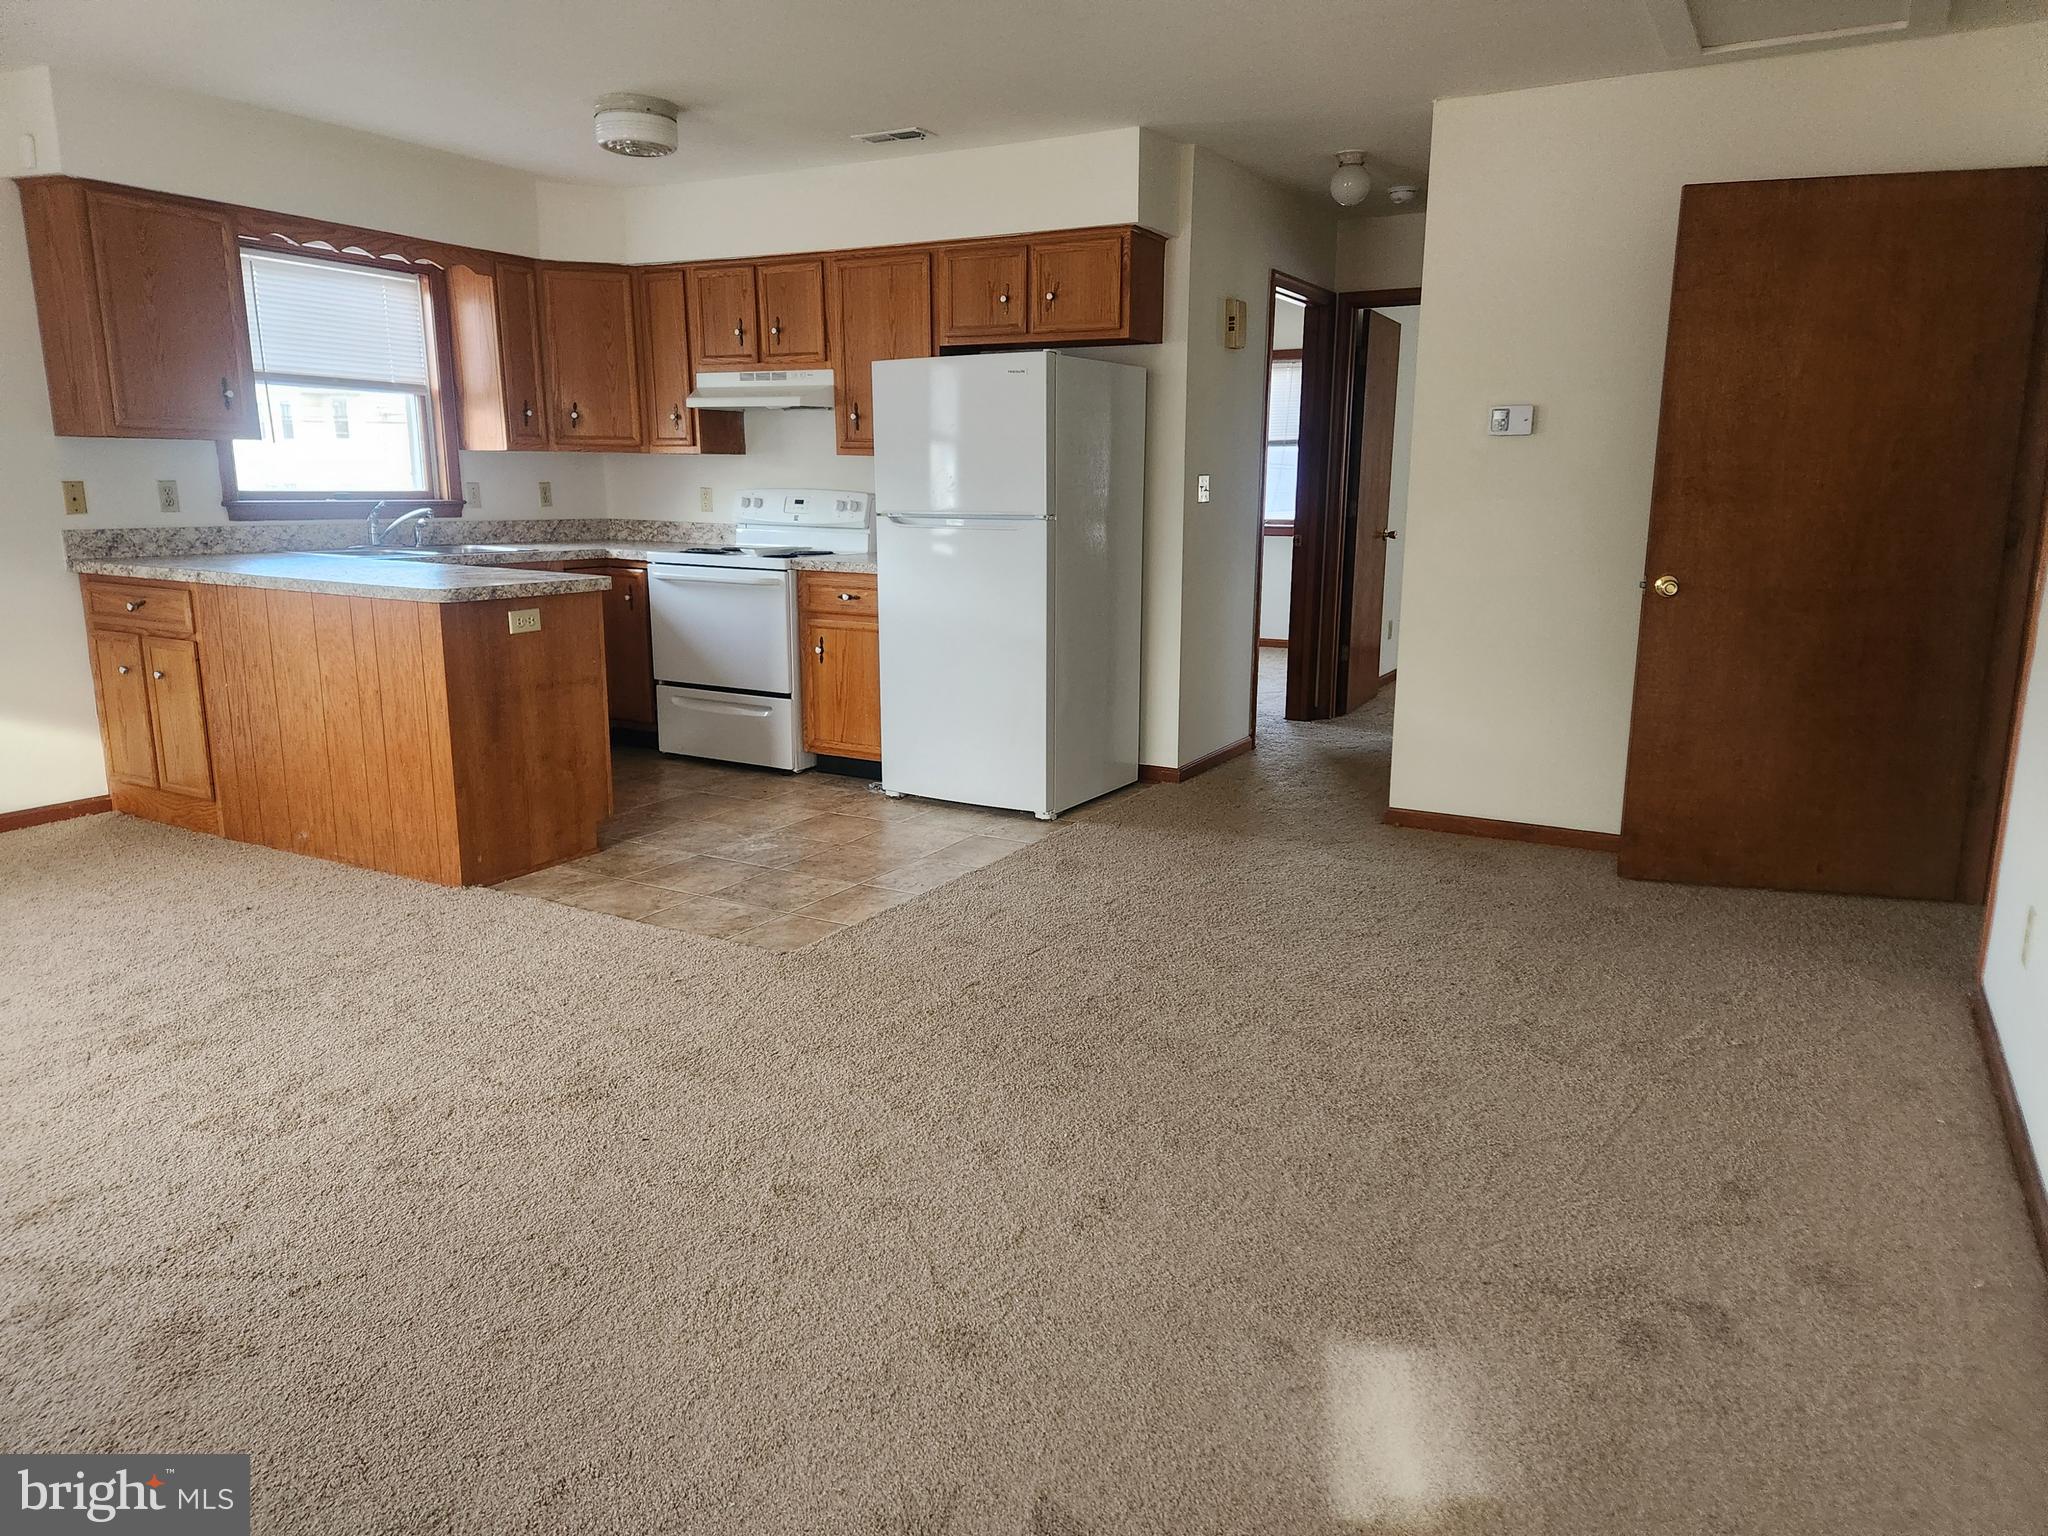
[495,746,1056,951]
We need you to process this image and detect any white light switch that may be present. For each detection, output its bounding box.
[1488,404,1535,436]
[1197,474,1212,503]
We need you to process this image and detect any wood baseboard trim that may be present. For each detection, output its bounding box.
[1379,668,1397,687]
[1257,637,1288,649]
[1968,987,2048,1278]
[1139,735,1255,784]
[0,795,113,834]
[1383,806,1621,852]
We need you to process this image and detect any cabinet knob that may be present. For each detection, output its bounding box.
[523,401,534,424]
[734,322,745,342]
[117,664,130,675]
[997,290,1010,306]
[124,599,145,611]
[849,401,861,429]
[568,401,581,427]
[770,320,782,340]
[1044,290,1057,304]
[669,405,683,428]
[814,637,826,661]
[837,592,858,602]
[221,377,236,408]
[623,588,633,608]
[151,669,165,680]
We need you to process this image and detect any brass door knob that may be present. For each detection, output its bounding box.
[1652,575,1679,598]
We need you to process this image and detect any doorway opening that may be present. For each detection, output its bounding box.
[1256,275,1422,723]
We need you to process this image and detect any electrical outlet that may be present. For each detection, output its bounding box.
[464,480,482,508]
[507,608,542,635]
[700,487,713,515]
[61,480,87,516]
[2024,906,2037,969]
[538,480,554,509]
[156,479,180,515]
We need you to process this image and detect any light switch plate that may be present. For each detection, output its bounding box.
[156,479,180,515]
[538,480,554,509]
[61,480,87,517]
[700,487,713,514]
[1488,404,1535,436]
[507,608,542,635]
[1196,474,1212,504]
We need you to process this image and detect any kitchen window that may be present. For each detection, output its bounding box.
[220,247,462,519]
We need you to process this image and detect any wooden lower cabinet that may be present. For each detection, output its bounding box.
[77,574,611,884]
[562,560,655,727]
[798,571,881,760]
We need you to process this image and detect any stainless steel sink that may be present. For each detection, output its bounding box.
[310,546,449,561]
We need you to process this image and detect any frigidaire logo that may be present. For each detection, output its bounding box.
[4,1456,249,1534]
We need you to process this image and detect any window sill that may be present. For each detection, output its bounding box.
[223,497,466,523]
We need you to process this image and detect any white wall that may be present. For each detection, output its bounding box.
[1390,21,2048,831]
[1986,604,2048,1182]
[1336,212,1425,291]
[1376,304,1420,674]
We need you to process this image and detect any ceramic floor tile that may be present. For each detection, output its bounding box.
[717,867,855,911]
[853,822,975,860]
[775,812,881,847]
[551,879,684,920]
[629,854,757,897]
[793,883,917,924]
[705,829,826,868]
[639,897,775,938]
[731,914,844,952]
[497,865,601,898]
[782,840,922,883]
[867,837,1019,893]
[568,843,677,880]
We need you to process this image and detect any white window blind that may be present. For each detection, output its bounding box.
[1267,358,1303,443]
[242,250,430,387]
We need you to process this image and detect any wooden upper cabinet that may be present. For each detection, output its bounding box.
[1029,232,1130,338]
[830,251,933,455]
[937,244,1028,343]
[635,269,746,457]
[18,178,258,439]
[757,260,828,365]
[689,264,759,365]
[537,265,642,450]
[934,228,1163,347]
[449,259,548,452]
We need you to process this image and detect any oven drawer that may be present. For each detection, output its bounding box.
[656,685,809,772]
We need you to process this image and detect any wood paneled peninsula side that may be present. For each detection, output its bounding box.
[70,555,615,886]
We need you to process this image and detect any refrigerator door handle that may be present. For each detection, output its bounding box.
[884,513,1053,526]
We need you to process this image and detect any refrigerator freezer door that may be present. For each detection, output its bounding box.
[873,353,1050,517]
[878,514,1050,813]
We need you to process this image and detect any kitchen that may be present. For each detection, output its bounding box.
[23,162,1162,938]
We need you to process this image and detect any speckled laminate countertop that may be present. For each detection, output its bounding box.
[70,553,611,603]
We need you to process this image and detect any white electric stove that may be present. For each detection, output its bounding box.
[646,489,873,770]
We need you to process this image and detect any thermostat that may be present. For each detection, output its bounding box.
[1489,404,1535,436]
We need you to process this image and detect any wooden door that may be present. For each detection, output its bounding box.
[757,260,828,365]
[538,266,642,449]
[91,630,158,788]
[937,244,1029,343]
[1029,234,1125,337]
[85,188,257,438]
[802,618,882,759]
[636,269,698,450]
[143,637,213,799]
[1340,309,1401,712]
[831,252,934,454]
[689,264,759,365]
[495,261,549,449]
[1620,169,2048,899]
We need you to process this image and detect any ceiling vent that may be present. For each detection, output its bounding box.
[1642,0,1949,59]
[852,127,934,145]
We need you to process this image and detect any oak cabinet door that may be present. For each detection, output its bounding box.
[495,261,550,449]
[636,270,698,449]
[92,630,159,789]
[86,188,258,438]
[936,244,1028,344]
[801,618,882,760]
[1029,234,1127,338]
[830,252,933,455]
[144,637,213,799]
[689,265,759,365]
[539,266,643,449]
[757,260,828,365]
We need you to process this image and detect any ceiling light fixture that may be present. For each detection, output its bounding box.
[594,93,681,158]
[1329,151,1372,208]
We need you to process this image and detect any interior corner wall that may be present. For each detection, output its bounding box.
[1335,211,1426,291]
[1985,587,2048,1186]
[1388,21,2048,834]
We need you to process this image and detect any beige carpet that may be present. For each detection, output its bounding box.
[4,660,2046,1534]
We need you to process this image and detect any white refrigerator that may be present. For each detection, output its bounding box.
[873,351,1146,817]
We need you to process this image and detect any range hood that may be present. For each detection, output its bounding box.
[685,368,835,411]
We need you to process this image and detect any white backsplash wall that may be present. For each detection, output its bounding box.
[601,409,875,524]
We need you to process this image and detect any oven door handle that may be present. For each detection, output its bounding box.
[649,569,787,588]
[661,695,775,718]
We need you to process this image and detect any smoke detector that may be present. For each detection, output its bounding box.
[1328,151,1372,208]
[594,94,680,158]
[1388,185,1420,207]
[852,127,934,145]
